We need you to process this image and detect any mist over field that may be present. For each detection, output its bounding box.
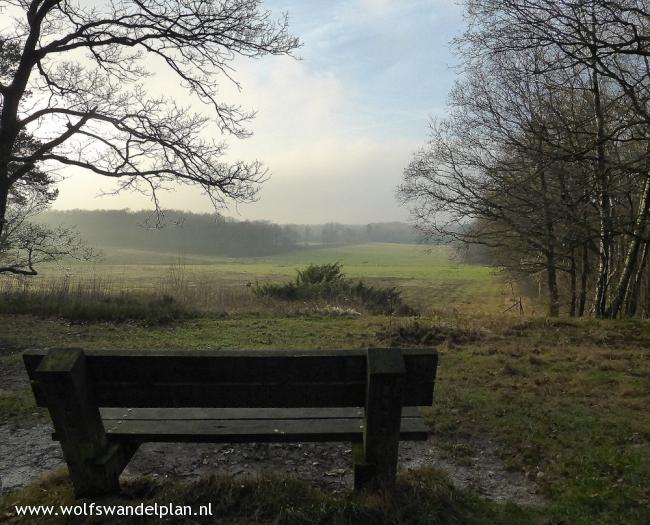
[35,209,433,259]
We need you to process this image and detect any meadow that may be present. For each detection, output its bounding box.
[0,243,648,524]
[0,243,511,318]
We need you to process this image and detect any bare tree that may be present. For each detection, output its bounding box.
[402,0,650,317]
[460,0,650,316]
[0,124,93,273]
[0,0,299,273]
[399,45,601,316]
[0,149,92,275]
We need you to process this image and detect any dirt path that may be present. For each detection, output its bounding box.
[0,343,27,392]
[0,421,545,506]
[0,424,64,493]
[0,364,28,392]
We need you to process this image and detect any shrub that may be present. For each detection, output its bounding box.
[254,263,416,316]
[296,262,345,285]
[349,281,416,315]
[378,320,485,346]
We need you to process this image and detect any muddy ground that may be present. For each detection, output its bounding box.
[0,348,544,506]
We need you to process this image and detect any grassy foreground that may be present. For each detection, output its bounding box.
[0,244,648,523]
[1,468,535,525]
[0,315,648,524]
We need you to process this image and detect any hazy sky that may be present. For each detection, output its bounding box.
[52,0,463,224]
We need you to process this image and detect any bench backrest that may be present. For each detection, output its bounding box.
[24,348,437,409]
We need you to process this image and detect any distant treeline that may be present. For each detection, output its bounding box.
[288,222,432,246]
[36,210,433,257]
[36,210,295,258]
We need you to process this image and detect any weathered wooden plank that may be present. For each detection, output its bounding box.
[24,349,369,384]
[24,348,437,408]
[100,416,428,443]
[51,414,427,440]
[28,380,434,410]
[92,382,367,408]
[99,407,424,420]
[89,355,366,383]
[23,348,437,384]
[24,347,436,359]
[92,382,433,408]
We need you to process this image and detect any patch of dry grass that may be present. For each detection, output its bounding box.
[0,468,538,525]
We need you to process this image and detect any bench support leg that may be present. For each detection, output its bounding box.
[36,348,134,497]
[354,348,405,490]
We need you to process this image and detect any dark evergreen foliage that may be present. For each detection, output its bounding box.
[254,263,415,315]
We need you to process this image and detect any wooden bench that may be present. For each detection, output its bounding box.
[23,347,438,497]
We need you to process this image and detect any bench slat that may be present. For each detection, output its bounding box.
[99,407,424,420]
[89,382,433,408]
[24,348,437,408]
[92,382,367,408]
[101,416,428,443]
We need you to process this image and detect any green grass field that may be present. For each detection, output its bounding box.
[11,243,512,316]
[39,242,493,284]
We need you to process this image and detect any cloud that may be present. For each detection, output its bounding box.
[235,137,419,223]
[50,0,459,223]
[359,0,392,14]
[230,56,347,151]
[52,56,422,223]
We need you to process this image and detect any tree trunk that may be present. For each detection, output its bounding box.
[569,250,577,317]
[591,63,612,318]
[544,257,559,316]
[608,147,650,318]
[579,242,589,317]
[537,154,560,316]
[0,175,9,244]
[646,253,650,317]
[0,9,42,246]
[624,240,648,317]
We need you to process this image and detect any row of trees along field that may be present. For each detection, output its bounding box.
[37,210,297,258]
[37,210,429,258]
[289,221,434,245]
[399,0,650,319]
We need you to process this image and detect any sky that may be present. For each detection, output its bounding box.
[52,0,464,224]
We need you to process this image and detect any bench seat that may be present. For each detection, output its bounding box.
[93,407,428,443]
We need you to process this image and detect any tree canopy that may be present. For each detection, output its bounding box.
[0,0,299,274]
[400,0,650,318]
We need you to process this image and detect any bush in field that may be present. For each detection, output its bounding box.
[254,263,348,302]
[254,263,415,315]
[296,262,345,285]
[253,280,300,301]
[350,280,409,315]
